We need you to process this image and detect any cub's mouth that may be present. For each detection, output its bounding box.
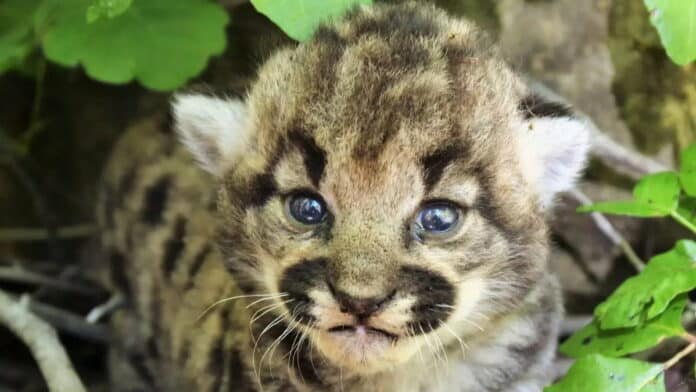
[328,324,400,342]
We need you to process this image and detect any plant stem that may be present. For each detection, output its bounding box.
[663,342,696,371]
[671,211,696,235]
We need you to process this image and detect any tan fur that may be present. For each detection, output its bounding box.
[98,3,588,391]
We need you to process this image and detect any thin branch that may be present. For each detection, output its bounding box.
[23,296,110,343]
[663,343,696,371]
[0,224,94,242]
[0,265,98,295]
[86,292,125,323]
[530,81,670,179]
[0,289,87,392]
[569,189,646,271]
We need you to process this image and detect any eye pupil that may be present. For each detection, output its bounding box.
[289,194,326,224]
[417,204,459,233]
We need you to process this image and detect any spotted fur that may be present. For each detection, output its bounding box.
[98,3,589,391]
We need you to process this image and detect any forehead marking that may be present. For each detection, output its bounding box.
[289,130,327,188]
[420,144,466,193]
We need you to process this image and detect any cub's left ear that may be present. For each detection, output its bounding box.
[172,93,251,177]
[517,94,591,208]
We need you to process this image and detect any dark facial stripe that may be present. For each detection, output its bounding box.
[185,245,212,288]
[289,130,327,187]
[420,144,466,192]
[518,94,573,119]
[239,173,277,207]
[142,175,171,225]
[400,265,455,335]
[162,217,186,279]
[278,258,328,325]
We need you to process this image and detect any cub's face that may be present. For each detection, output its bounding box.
[174,3,588,374]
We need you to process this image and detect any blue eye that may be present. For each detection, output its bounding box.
[415,203,460,235]
[288,193,327,225]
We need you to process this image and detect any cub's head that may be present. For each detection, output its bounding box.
[174,2,588,375]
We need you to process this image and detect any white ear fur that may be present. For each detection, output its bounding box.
[172,94,250,177]
[518,116,590,208]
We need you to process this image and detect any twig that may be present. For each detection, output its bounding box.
[530,81,670,179]
[86,292,125,323]
[663,343,696,371]
[560,314,593,336]
[0,265,98,295]
[0,224,94,242]
[0,289,87,392]
[569,189,646,271]
[23,295,110,343]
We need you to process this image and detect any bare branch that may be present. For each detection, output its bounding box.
[0,289,87,392]
[0,224,94,242]
[569,189,646,271]
[0,265,98,295]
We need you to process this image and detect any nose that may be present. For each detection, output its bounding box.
[332,287,395,318]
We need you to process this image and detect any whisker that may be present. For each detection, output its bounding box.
[252,312,287,386]
[246,293,288,309]
[198,293,285,321]
[440,321,469,358]
[251,300,293,325]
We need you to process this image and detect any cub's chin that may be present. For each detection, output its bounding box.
[311,327,421,373]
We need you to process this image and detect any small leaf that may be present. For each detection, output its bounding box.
[577,201,665,217]
[250,0,373,42]
[633,172,681,214]
[644,0,696,65]
[545,355,665,392]
[561,296,686,358]
[0,0,41,72]
[682,144,696,172]
[595,241,696,330]
[40,0,229,91]
[680,172,696,197]
[578,172,680,217]
[86,0,133,23]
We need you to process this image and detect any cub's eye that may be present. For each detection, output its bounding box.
[287,193,328,225]
[413,202,460,238]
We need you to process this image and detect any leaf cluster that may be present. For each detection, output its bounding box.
[548,145,696,391]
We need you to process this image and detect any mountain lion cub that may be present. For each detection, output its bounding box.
[98,2,589,391]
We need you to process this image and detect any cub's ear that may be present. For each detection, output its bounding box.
[172,93,251,177]
[517,94,590,208]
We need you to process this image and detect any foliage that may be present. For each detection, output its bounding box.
[250,0,372,42]
[644,0,696,65]
[0,0,375,90]
[547,144,696,390]
[0,0,227,91]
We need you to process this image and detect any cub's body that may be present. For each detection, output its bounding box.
[99,3,588,391]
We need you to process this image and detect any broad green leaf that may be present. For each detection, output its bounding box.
[680,144,696,196]
[595,240,696,330]
[86,0,133,23]
[0,0,41,72]
[633,172,681,213]
[682,144,696,172]
[644,0,696,65]
[561,296,686,358]
[578,172,680,217]
[40,0,228,91]
[545,355,665,392]
[250,0,372,42]
[577,201,665,217]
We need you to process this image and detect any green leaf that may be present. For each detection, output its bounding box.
[595,241,696,330]
[0,0,41,73]
[578,172,680,217]
[577,201,665,217]
[545,355,665,392]
[644,0,696,65]
[250,0,373,42]
[40,0,228,90]
[682,144,696,172]
[86,0,133,23]
[633,172,681,213]
[561,296,686,358]
[680,144,696,196]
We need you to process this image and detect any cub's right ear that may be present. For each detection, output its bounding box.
[172,93,251,177]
